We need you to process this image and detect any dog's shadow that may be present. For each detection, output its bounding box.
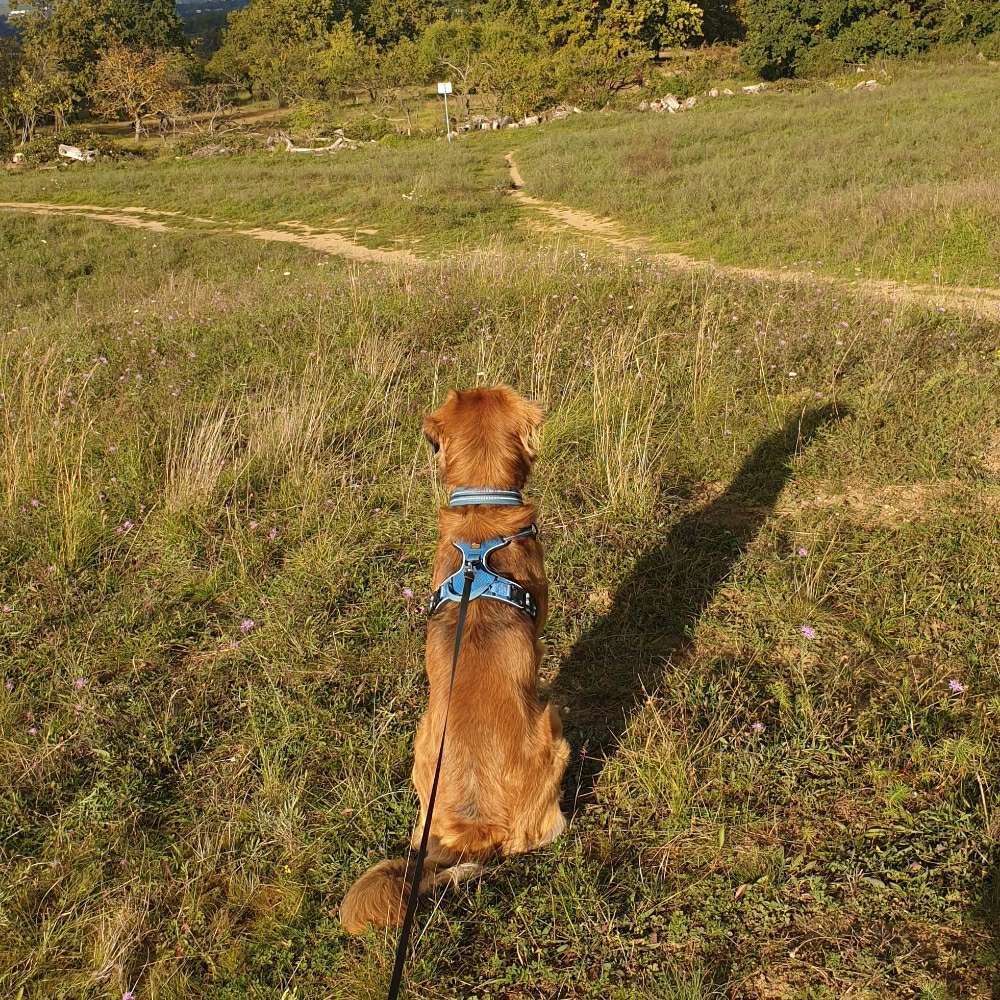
[550,405,841,814]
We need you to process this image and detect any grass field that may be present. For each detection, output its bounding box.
[4,59,1000,286]
[514,61,1000,287]
[1,57,999,1000]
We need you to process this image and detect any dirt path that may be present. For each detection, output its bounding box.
[506,153,1000,321]
[0,201,419,266]
[4,164,1000,319]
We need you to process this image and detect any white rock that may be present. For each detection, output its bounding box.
[722,88,735,96]
[742,83,767,94]
[708,88,719,98]
[664,94,681,112]
[854,79,880,91]
[682,96,697,110]
[522,115,540,126]
[58,143,98,163]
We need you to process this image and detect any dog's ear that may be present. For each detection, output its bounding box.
[422,413,442,453]
[514,397,544,461]
[423,390,458,453]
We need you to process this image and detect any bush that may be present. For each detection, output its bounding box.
[18,127,125,166]
[551,39,648,108]
[0,128,13,163]
[980,30,1000,60]
[287,100,339,140]
[342,114,394,141]
[742,0,1000,78]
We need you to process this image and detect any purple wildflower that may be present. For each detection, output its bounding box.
[239,618,255,633]
[116,520,134,536]
[73,677,88,690]
[796,546,808,557]
[751,721,765,734]
[28,725,38,736]
[268,527,278,541]
[123,992,136,1000]
[800,625,817,640]
[947,679,966,694]
[401,587,414,600]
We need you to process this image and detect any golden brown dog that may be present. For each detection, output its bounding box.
[340,386,569,934]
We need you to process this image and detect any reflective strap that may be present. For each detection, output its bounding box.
[449,488,524,508]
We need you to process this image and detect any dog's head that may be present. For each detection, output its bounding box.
[423,386,543,490]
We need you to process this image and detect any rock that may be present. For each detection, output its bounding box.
[663,94,681,113]
[722,88,735,96]
[682,96,697,110]
[639,100,649,111]
[58,143,98,163]
[742,83,767,94]
[708,88,719,98]
[854,79,880,91]
[12,151,25,164]
[522,115,540,126]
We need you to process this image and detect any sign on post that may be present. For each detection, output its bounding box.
[437,81,453,143]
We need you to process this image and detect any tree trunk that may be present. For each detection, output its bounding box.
[135,117,142,141]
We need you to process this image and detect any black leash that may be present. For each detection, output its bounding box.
[385,564,475,1000]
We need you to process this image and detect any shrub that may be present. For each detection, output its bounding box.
[287,100,338,140]
[342,114,394,141]
[980,30,1000,60]
[551,39,649,108]
[740,0,986,78]
[18,128,125,166]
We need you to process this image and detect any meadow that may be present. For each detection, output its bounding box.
[1,57,998,1000]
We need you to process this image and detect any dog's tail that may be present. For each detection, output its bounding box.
[340,848,483,935]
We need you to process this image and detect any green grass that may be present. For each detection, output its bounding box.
[1,69,999,998]
[0,139,516,252]
[4,60,999,286]
[513,61,1000,287]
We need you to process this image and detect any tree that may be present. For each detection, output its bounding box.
[1,30,75,142]
[601,0,703,52]
[416,19,479,116]
[91,43,188,138]
[323,19,379,100]
[104,0,185,50]
[207,0,349,103]
[362,0,443,46]
[473,18,552,118]
[550,36,648,106]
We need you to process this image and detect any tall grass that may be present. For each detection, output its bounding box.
[0,195,996,999]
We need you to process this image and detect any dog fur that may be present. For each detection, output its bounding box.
[340,386,569,935]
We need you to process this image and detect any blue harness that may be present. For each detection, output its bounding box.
[427,488,538,621]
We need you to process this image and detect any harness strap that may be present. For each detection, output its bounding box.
[427,524,538,620]
[386,565,474,1000]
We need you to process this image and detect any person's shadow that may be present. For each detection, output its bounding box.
[551,404,842,813]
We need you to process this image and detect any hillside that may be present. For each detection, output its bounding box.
[0,57,998,1000]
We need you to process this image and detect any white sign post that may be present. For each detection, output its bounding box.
[437,81,453,143]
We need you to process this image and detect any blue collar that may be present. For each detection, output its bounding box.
[449,487,524,508]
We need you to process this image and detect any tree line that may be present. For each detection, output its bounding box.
[1,0,997,152]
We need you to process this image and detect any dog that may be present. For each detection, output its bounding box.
[340,386,569,934]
